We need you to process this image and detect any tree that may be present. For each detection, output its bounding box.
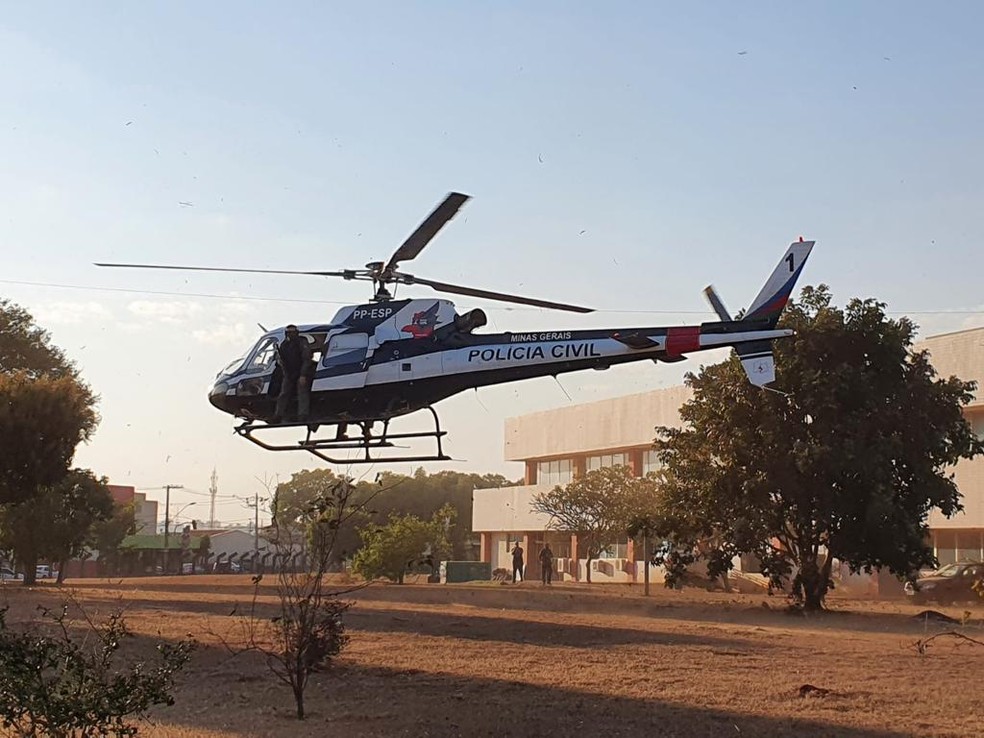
[237,475,383,720]
[272,468,517,566]
[626,514,659,596]
[271,469,377,565]
[654,285,983,611]
[0,372,99,506]
[626,470,735,592]
[371,469,515,559]
[0,469,114,585]
[532,465,645,583]
[351,504,456,584]
[0,297,77,380]
[91,503,138,577]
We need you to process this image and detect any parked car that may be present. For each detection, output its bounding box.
[904,561,984,605]
[35,565,52,579]
[1,567,23,582]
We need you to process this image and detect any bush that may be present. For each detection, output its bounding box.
[0,603,195,737]
[351,505,453,584]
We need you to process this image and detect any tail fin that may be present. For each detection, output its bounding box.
[733,238,814,387]
[743,239,815,327]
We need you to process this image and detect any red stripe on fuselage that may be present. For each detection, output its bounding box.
[665,326,700,356]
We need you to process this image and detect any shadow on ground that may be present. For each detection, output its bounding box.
[159,654,917,738]
[36,589,758,651]
[39,577,984,640]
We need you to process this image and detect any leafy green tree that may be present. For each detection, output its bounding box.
[91,502,137,577]
[0,372,99,506]
[0,469,114,585]
[352,504,456,583]
[271,469,378,563]
[532,465,647,583]
[371,469,515,559]
[0,298,99,509]
[625,470,734,591]
[272,468,517,565]
[0,297,76,380]
[654,286,983,611]
[625,476,681,595]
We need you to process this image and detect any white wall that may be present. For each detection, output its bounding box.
[208,530,258,558]
[472,484,554,533]
[504,385,692,461]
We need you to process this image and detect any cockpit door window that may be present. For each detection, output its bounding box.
[245,338,278,374]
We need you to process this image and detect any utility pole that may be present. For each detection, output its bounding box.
[162,484,184,573]
[253,493,261,558]
[209,468,218,528]
[245,475,275,567]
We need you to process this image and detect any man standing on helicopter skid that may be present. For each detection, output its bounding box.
[271,324,314,424]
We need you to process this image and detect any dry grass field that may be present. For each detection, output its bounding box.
[2,575,982,737]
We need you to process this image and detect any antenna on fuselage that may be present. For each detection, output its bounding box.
[257,323,268,332]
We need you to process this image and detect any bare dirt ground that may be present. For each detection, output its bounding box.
[2,576,982,738]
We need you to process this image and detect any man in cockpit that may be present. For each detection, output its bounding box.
[272,325,314,423]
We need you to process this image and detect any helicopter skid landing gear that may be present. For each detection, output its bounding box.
[233,407,452,465]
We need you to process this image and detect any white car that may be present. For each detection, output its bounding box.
[1,567,23,581]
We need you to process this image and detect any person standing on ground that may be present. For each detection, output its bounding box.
[511,542,524,583]
[539,543,554,585]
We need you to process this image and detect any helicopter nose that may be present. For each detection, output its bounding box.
[209,382,231,413]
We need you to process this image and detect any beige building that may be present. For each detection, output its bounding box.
[472,328,984,581]
[918,328,984,563]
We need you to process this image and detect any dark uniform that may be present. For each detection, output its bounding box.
[511,544,524,583]
[273,325,314,422]
[539,545,554,585]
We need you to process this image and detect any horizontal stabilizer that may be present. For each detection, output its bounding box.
[740,352,776,387]
[736,339,777,387]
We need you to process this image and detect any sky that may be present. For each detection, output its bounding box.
[3,2,984,525]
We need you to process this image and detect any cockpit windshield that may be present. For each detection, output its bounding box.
[219,356,246,376]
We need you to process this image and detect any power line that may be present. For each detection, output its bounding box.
[0,278,354,307]
[180,487,239,500]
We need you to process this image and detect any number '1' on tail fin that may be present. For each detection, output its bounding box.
[743,239,815,328]
[736,239,815,387]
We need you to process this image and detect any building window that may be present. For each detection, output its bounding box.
[586,453,628,472]
[537,459,573,487]
[598,538,630,559]
[642,449,661,475]
[972,414,984,440]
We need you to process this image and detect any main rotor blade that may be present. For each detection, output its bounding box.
[385,192,471,273]
[94,263,354,278]
[410,276,594,313]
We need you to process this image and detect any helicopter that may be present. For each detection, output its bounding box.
[96,192,814,464]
